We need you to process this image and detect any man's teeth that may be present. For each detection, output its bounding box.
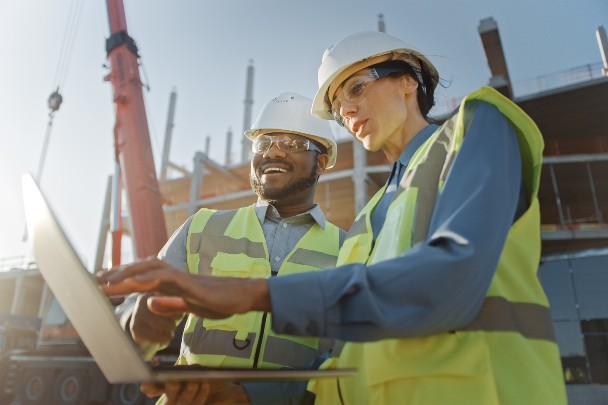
[264,168,287,174]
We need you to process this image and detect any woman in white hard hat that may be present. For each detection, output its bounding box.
[301,31,566,404]
[102,33,567,404]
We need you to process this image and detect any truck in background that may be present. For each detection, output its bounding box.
[0,263,161,404]
[1,0,175,402]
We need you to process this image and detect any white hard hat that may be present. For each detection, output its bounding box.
[245,92,338,168]
[312,31,439,120]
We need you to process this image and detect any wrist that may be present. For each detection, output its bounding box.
[248,278,271,312]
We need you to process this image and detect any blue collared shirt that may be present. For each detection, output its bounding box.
[370,123,439,238]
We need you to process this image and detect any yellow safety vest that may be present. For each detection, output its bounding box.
[311,87,566,404]
[179,205,341,369]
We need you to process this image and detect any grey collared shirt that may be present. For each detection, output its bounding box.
[158,202,329,275]
[255,202,327,274]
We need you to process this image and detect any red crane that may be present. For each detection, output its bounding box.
[104,0,168,262]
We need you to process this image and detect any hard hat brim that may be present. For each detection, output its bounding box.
[312,48,438,120]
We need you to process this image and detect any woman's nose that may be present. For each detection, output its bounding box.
[340,99,357,124]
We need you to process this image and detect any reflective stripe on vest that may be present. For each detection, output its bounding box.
[183,205,341,369]
[181,318,328,368]
[311,87,566,405]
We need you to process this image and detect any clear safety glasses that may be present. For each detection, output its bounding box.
[252,134,323,155]
[330,66,412,127]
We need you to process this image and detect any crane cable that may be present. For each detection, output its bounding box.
[52,0,84,93]
[24,0,84,243]
[35,0,84,184]
[36,0,84,179]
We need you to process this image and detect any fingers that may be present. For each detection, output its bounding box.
[182,301,235,320]
[97,257,174,286]
[164,381,210,405]
[140,382,164,398]
[130,293,180,344]
[102,276,161,296]
[193,382,211,405]
[147,296,188,315]
[101,268,188,297]
[164,382,181,404]
[100,262,269,321]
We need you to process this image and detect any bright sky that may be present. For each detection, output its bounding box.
[0,0,606,269]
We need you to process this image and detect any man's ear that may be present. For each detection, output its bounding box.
[316,153,330,175]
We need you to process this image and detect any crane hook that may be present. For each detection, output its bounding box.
[48,89,63,113]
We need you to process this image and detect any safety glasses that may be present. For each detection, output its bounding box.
[330,65,415,127]
[252,134,323,155]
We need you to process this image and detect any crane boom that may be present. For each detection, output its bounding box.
[104,0,167,260]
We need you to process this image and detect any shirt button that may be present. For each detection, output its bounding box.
[282,223,288,228]
[274,256,281,262]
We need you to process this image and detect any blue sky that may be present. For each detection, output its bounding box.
[0,0,606,268]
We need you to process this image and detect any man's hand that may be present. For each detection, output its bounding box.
[97,258,271,320]
[140,381,250,405]
[130,293,182,345]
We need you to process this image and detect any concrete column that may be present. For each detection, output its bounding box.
[478,17,512,98]
[241,61,255,162]
[596,26,608,75]
[353,142,368,213]
[189,152,205,216]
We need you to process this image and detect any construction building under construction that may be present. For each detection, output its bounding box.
[145,17,608,402]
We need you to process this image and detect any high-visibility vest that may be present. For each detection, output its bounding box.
[179,205,341,369]
[310,87,566,404]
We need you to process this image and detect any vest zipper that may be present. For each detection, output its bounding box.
[252,312,268,368]
[252,270,277,368]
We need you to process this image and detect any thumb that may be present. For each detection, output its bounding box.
[147,296,188,316]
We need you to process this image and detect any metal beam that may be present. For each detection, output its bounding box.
[542,229,608,240]
[166,164,391,214]
[543,153,608,164]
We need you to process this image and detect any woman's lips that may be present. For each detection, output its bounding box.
[351,119,367,137]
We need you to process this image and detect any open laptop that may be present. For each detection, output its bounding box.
[22,174,355,383]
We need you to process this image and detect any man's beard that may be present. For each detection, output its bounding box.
[250,159,318,203]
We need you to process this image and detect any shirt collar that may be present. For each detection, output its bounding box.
[397,124,439,168]
[254,200,326,229]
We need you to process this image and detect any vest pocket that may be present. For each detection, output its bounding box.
[209,253,269,278]
[196,314,259,367]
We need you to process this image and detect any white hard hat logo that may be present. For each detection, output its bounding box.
[272,96,294,104]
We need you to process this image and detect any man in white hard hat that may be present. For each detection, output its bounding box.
[103,31,566,404]
[109,92,343,404]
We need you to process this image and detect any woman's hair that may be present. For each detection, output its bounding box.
[415,56,439,118]
[371,56,440,119]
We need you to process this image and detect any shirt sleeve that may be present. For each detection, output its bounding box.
[114,217,193,332]
[269,101,524,341]
[157,215,193,270]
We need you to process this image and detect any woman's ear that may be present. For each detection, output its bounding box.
[402,75,419,95]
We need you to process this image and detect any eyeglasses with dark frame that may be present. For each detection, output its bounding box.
[330,66,412,127]
[252,134,323,155]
